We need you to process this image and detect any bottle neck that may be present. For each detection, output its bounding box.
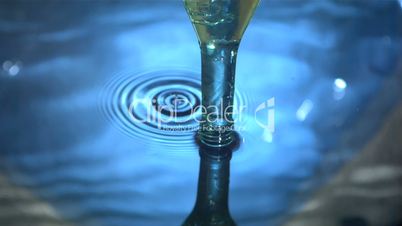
[198,41,240,148]
[194,151,231,213]
[182,149,236,226]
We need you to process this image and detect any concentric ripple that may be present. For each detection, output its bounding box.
[99,69,249,150]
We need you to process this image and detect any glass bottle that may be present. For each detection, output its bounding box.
[184,0,260,148]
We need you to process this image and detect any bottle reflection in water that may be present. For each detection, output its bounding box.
[182,149,235,226]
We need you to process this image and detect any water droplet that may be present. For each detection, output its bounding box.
[207,42,216,50]
[333,78,347,100]
[9,65,20,76]
[296,99,314,122]
[2,60,21,76]
[2,61,13,71]
[334,78,347,90]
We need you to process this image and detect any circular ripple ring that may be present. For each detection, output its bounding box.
[99,69,249,151]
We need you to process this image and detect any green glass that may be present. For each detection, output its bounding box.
[184,0,260,148]
[182,149,235,226]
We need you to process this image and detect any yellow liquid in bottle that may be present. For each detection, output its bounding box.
[184,0,260,44]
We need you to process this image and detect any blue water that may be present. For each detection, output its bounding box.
[0,1,401,226]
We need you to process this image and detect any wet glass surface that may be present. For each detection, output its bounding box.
[0,1,401,226]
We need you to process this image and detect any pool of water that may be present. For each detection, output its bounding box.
[0,1,401,226]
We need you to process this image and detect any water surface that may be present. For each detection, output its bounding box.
[0,1,401,226]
